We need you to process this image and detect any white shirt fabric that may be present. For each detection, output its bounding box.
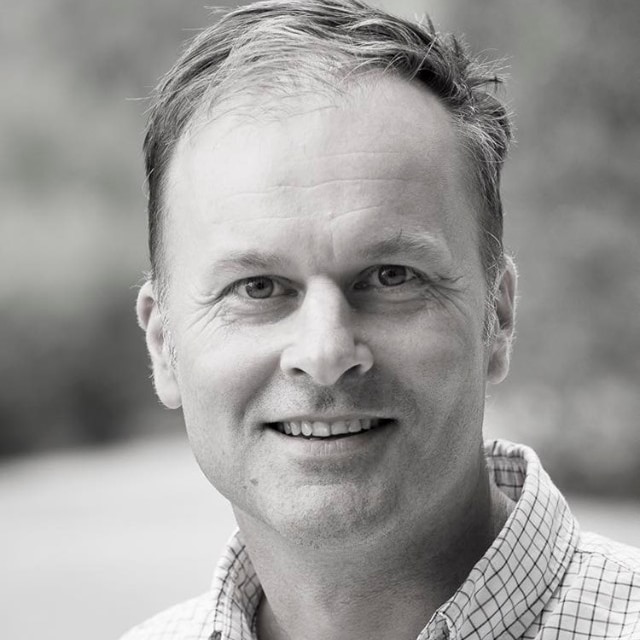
[120,440,640,639]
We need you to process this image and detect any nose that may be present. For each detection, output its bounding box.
[280,280,374,386]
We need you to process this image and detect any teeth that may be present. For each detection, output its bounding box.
[312,421,331,437]
[348,420,361,433]
[330,421,348,436]
[278,418,383,438]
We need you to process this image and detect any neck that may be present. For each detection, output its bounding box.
[235,459,514,640]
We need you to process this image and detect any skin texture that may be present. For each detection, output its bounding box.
[137,75,516,640]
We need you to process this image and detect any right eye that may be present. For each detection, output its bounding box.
[228,276,291,300]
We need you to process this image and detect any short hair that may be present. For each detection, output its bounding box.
[144,0,512,298]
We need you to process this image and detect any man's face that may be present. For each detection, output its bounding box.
[142,77,512,548]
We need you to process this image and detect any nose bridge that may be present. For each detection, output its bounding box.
[304,278,348,338]
[280,278,373,385]
[299,279,354,370]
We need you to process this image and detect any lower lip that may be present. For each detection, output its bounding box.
[265,420,396,459]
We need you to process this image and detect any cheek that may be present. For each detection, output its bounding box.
[178,329,281,422]
[175,333,279,505]
[383,313,483,379]
[375,313,487,435]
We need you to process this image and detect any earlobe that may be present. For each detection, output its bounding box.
[136,280,182,409]
[487,256,517,384]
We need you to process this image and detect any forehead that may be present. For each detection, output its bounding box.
[163,75,479,276]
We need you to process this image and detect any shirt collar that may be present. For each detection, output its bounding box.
[424,440,579,639]
[210,530,261,639]
[210,439,579,640]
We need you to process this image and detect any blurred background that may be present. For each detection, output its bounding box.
[2,0,638,638]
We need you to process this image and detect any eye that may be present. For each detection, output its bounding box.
[355,265,417,290]
[231,276,290,300]
[376,265,412,287]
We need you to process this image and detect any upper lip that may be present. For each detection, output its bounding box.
[267,415,390,423]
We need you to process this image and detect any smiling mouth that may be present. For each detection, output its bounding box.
[267,418,394,439]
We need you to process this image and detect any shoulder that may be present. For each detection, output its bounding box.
[540,531,640,636]
[119,592,214,640]
[575,530,640,575]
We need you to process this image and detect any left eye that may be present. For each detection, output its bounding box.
[355,265,417,289]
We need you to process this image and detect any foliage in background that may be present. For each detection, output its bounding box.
[446,0,640,495]
[1,0,638,495]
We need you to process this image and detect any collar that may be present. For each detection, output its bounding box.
[421,440,579,639]
[210,440,579,640]
[210,531,261,639]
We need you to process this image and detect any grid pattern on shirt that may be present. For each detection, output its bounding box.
[119,440,640,640]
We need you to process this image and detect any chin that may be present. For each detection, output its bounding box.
[249,482,400,550]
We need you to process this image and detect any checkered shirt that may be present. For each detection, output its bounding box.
[120,440,640,639]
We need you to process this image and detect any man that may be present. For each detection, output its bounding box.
[127,1,640,638]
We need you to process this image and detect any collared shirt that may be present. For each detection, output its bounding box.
[121,440,640,639]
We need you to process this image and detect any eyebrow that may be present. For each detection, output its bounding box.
[211,250,290,275]
[209,231,452,276]
[356,231,452,265]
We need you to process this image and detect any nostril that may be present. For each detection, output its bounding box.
[345,362,368,377]
[280,337,373,385]
[353,343,374,375]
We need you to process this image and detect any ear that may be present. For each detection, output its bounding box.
[487,256,517,384]
[136,280,182,409]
